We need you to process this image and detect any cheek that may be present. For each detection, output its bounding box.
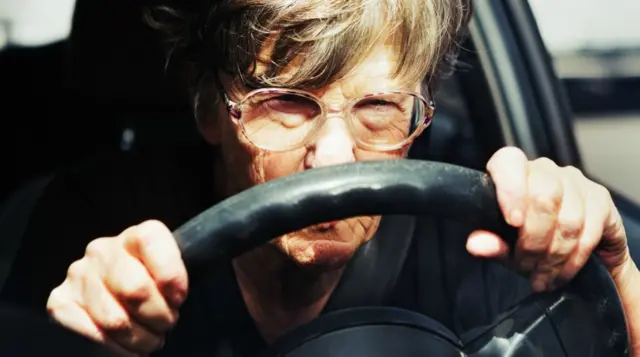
[260,150,307,181]
[221,121,307,188]
[261,145,406,183]
[220,115,409,194]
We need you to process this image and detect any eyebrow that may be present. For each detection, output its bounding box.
[232,69,425,97]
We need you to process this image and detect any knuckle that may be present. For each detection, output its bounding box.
[46,286,71,312]
[497,146,525,158]
[557,214,584,239]
[85,237,112,260]
[66,259,89,280]
[595,183,612,201]
[530,186,562,214]
[547,240,574,265]
[532,157,558,169]
[99,312,131,333]
[117,275,153,302]
[562,165,585,178]
[135,220,170,237]
[125,220,172,250]
[488,146,526,167]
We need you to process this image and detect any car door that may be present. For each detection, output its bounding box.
[470,0,640,260]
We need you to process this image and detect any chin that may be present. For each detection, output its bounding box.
[275,232,360,269]
[273,217,381,269]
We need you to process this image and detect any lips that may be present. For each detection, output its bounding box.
[313,220,339,231]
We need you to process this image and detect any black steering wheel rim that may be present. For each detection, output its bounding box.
[172,159,629,357]
[173,159,512,268]
[0,159,629,357]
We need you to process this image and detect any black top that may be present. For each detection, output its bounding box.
[0,145,532,356]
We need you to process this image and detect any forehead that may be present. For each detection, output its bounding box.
[253,41,421,97]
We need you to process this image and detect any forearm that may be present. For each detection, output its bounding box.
[612,259,640,356]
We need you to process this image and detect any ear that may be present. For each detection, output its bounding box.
[196,116,222,145]
[195,94,225,145]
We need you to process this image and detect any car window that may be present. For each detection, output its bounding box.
[0,0,76,49]
[528,0,640,204]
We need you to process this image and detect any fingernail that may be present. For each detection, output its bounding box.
[165,287,186,307]
[171,291,186,307]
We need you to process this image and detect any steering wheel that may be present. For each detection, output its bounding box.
[0,160,629,356]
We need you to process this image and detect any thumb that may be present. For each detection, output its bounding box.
[466,230,510,260]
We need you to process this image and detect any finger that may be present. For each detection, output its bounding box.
[516,159,562,286]
[558,183,611,283]
[103,249,179,333]
[80,266,164,354]
[47,284,137,357]
[122,220,189,308]
[561,182,627,281]
[534,167,585,290]
[598,188,629,273]
[466,230,510,260]
[487,147,529,227]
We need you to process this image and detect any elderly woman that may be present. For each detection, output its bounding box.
[3,0,640,356]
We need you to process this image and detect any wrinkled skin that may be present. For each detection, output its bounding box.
[204,43,413,269]
[45,40,640,356]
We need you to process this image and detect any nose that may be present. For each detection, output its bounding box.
[305,117,356,169]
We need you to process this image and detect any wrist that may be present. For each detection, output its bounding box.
[610,253,640,297]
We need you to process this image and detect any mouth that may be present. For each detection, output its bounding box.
[310,220,340,232]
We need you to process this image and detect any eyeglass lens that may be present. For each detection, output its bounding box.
[239,91,427,149]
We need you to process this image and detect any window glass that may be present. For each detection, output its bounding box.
[529,0,640,203]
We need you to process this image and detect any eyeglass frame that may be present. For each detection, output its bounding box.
[219,87,436,152]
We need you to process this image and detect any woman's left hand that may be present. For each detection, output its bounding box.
[466,146,632,292]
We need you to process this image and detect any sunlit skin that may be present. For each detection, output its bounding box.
[199,42,416,340]
[204,43,416,267]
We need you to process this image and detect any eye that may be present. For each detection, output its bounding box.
[356,99,397,110]
[272,94,301,103]
[263,95,320,117]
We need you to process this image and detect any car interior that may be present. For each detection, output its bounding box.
[0,0,497,204]
[0,0,498,291]
[0,1,629,356]
[1,0,506,283]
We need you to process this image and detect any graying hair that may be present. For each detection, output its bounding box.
[146,0,472,102]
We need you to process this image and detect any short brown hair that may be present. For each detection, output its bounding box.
[146,0,472,101]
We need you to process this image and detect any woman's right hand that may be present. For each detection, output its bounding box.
[46,220,189,356]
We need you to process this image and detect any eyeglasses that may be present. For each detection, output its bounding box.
[221,88,435,152]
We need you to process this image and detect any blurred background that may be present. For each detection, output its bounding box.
[1,0,639,202]
[529,0,640,203]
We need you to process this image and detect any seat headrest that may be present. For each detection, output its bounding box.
[67,0,186,110]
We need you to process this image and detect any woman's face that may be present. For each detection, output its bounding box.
[202,42,422,269]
